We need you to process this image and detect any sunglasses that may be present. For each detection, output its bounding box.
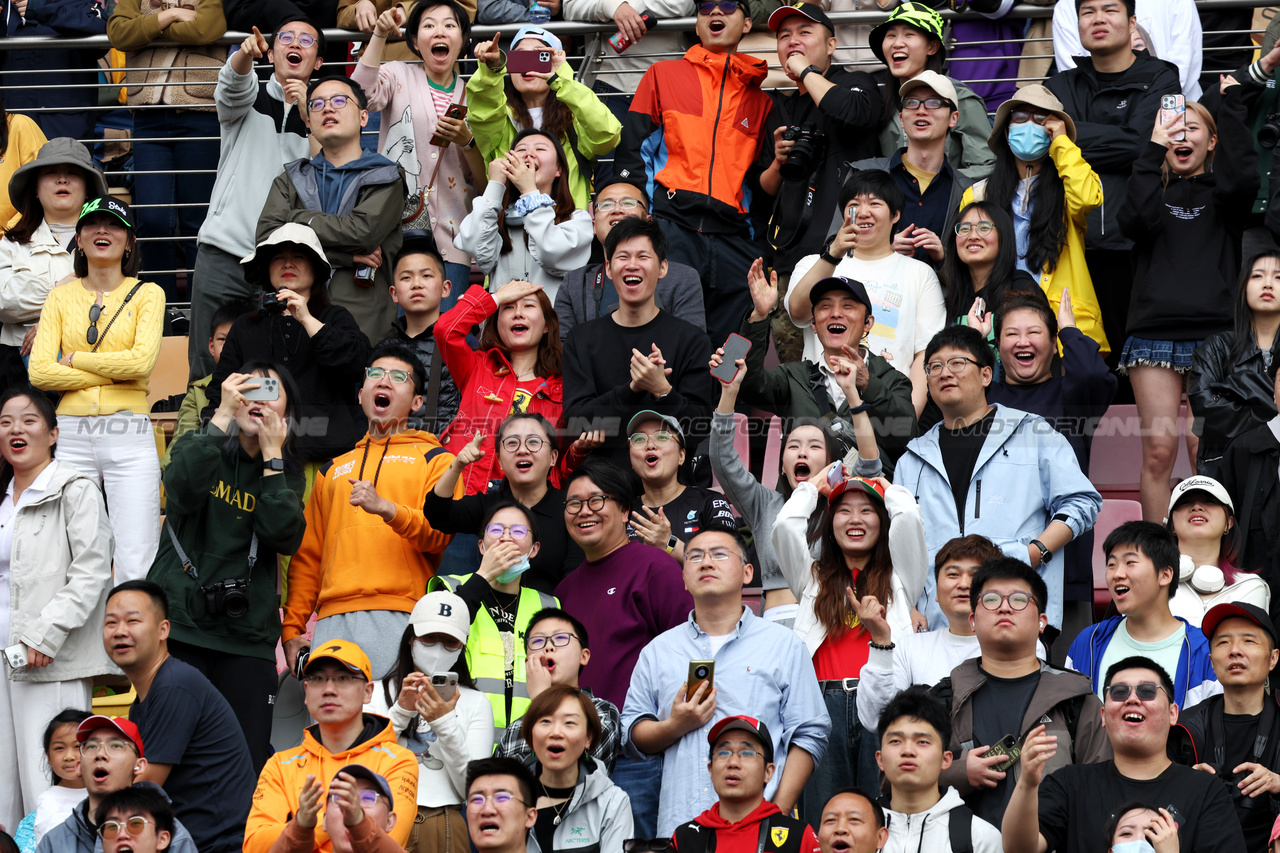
[698,1,742,13]
[1104,682,1165,703]
[99,818,154,840]
[1010,109,1050,126]
[87,303,103,346]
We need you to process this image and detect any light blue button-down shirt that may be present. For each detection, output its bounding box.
[620,606,831,837]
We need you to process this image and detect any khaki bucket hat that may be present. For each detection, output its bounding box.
[240,222,332,287]
[990,85,1077,151]
[9,137,109,207]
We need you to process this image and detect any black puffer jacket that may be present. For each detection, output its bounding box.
[1188,330,1280,476]
[377,317,460,437]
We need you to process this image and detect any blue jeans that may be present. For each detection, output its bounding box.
[436,532,481,578]
[131,108,220,300]
[441,261,470,316]
[612,754,662,838]
[800,685,881,830]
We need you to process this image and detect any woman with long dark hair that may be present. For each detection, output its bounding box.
[147,360,306,770]
[207,223,371,476]
[960,85,1109,356]
[0,388,113,832]
[435,278,565,495]
[1189,250,1280,477]
[365,589,494,853]
[454,127,593,304]
[28,196,164,583]
[467,26,620,209]
[771,460,926,827]
[940,201,1045,332]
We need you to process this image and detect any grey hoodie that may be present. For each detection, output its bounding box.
[35,782,201,853]
[524,756,633,853]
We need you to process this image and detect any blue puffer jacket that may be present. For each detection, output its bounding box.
[893,404,1102,631]
[1065,615,1222,710]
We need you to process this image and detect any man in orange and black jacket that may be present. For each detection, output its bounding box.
[614,0,783,346]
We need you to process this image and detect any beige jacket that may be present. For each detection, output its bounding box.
[107,0,227,108]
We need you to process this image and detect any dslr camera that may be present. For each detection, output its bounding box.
[259,290,287,315]
[780,124,827,182]
[1261,114,1280,150]
[201,577,251,618]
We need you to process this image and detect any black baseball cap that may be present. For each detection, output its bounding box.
[334,764,395,809]
[1202,602,1277,647]
[808,276,873,313]
[768,2,835,35]
[77,195,134,231]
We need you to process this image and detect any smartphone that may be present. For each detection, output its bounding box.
[1163,805,1184,828]
[4,643,27,669]
[242,376,280,402]
[827,458,845,489]
[973,297,986,317]
[430,671,459,701]
[1160,94,1186,143]
[429,103,469,147]
[687,660,714,700]
[710,333,752,384]
[986,733,1021,773]
[508,49,553,75]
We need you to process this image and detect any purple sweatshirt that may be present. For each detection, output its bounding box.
[554,541,694,709]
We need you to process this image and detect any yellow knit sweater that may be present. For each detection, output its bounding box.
[29,277,166,416]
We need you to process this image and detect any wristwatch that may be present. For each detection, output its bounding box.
[1030,539,1052,566]
[819,239,844,266]
[799,64,822,84]
[664,534,679,556]
[263,458,285,472]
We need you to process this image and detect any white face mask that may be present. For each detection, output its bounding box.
[1111,841,1155,853]
[412,641,461,676]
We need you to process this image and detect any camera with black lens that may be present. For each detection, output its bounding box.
[1260,113,1280,150]
[780,124,826,182]
[259,290,287,315]
[201,578,251,618]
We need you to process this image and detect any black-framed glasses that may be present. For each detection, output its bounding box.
[698,0,739,13]
[1104,682,1165,703]
[979,591,1035,611]
[954,221,995,237]
[595,198,644,213]
[86,303,103,345]
[309,95,351,112]
[501,435,546,453]
[902,97,951,111]
[923,356,980,376]
[484,522,530,540]
[565,494,608,515]
[1010,109,1050,126]
[99,818,153,839]
[366,366,410,384]
[528,632,580,650]
[275,30,317,47]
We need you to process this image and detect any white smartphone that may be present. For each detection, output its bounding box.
[4,643,28,669]
[974,297,986,316]
[430,672,458,701]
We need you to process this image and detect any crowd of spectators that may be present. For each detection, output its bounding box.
[9,1,1280,853]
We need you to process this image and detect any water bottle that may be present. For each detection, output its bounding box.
[608,9,656,53]
[528,0,551,23]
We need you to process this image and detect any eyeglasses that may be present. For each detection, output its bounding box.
[686,548,736,564]
[309,95,352,112]
[275,30,317,47]
[528,632,580,650]
[467,792,526,809]
[565,494,609,515]
[87,303,103,346]
[1104,682,1165,703]
[79,739,133,756]
[923,356,981,376]
[99,818,154,839]
[902,97,952,111]
[416,636,464,652]
[302,673,363,686]
[1010,109,1050,126]
[698,0,740,13]
[595,198,644,213]
[713,748,762,760]
[366,366,411,384]
[484,523,530,540]
[954,221,995,237]
[629,432,677,447]
[333,790,385,807]
[978,591,1035,612]
[501,435,546,453]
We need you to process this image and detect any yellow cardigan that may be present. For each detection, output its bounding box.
[29,277,166,416]
[961,135,1110,357]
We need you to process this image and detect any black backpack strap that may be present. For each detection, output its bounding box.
[947,803,974,853]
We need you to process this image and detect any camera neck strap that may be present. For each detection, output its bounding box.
[165,517,258,583]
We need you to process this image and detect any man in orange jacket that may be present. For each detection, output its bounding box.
[282,343,464,679]
[244,640,418,853]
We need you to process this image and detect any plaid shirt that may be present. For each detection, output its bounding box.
[495,692,622,773]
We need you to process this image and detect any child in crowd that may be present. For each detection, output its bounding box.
[12,709,91,853]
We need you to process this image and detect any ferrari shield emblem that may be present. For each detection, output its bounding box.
[771,827,789,846]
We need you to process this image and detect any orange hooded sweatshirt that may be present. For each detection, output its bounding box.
[282,429,462,643]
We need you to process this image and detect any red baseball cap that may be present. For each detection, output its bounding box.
[708,715,774,763]
[76,715,144,757]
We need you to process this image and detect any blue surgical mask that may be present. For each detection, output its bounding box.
[1111,842,1155,853]
[497,555,532,584]
[1008,122,1051,161]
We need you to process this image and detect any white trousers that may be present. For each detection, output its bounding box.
[0,675,92,832]
[56,413,160,582]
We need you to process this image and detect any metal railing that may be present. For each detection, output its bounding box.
[0,0,1264,300]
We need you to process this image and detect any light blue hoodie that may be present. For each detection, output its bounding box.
[893,403,1102,630]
